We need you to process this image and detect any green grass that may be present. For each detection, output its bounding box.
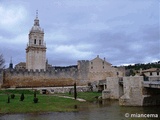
[0,90,102,114]
[0,94,81,114]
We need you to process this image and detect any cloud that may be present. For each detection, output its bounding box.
[0,0,159,67]
[0,4,27,32]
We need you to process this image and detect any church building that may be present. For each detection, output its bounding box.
[26,11,47,71]
[2,11,125,88]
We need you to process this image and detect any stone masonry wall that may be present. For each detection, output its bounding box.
[2,69,79,88]
[102,77,123,99]
[77,60,89,84]
[119,76,144,106]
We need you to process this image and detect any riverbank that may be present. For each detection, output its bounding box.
[0,90,101,114]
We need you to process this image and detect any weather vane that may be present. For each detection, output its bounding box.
[36,10,38,19]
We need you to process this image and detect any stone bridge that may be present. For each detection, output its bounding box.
[142,81,160,89]
[102,76,160,106]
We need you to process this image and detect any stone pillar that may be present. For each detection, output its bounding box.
[119,76,144,106]
[102,77,121,99]
[103,84,106,90]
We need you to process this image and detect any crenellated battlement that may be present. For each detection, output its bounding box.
[77,60,89,64]
[6,67,78,77]
[2,67,79,88]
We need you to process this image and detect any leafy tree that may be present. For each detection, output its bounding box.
[129,69,135,76]
[0,54,5,69]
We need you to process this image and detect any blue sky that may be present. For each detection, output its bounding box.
[0,0,159,67]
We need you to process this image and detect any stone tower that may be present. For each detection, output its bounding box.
[26,11,46,71]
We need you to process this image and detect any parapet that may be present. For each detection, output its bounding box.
[78,60,89,63]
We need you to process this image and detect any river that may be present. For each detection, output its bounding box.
[0,100,160,120]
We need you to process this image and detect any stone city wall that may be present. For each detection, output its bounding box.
[40,86,91,94]
[77,60,90,83]
[89,72,116,82]
[2,59,125,88]
[2,69,79,88]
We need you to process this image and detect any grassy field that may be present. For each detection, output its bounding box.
[0,90,102,114]
[0,94,81,113]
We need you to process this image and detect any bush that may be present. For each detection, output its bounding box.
[11,94,15,99]
[33,97,38,103]
[20,93,25,101]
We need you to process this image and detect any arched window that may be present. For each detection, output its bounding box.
[34,39,36,44]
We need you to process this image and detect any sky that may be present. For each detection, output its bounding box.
[0,0,159,67]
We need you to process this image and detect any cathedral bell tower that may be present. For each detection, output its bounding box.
[26,11,46,71]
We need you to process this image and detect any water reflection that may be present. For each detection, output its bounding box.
[0,100,160,120]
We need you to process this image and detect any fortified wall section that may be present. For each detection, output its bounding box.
[2,68,79,88]
[2,59,125,88]
[77,60,90,84]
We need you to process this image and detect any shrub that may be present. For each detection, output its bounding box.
[33,97,38,103]
[11,94,15,99]
[69,89,72,95]
[20,93,25,101]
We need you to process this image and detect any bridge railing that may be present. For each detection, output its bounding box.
[143,81,160,88]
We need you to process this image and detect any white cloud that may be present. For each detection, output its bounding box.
[0,0,159,67]
[53,44,93,59]
[0,34,27,45]
[0,4,27,32]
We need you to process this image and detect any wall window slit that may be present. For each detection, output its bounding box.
[34,39,36,44]
[39,40,41,45]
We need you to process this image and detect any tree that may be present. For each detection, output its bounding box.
[20,93,25,101]
[34,90,37,98]
[7,95,10,103]
[0,54,5,69]
[74,83,77,100]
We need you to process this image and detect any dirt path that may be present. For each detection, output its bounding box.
[54,95,86,102]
